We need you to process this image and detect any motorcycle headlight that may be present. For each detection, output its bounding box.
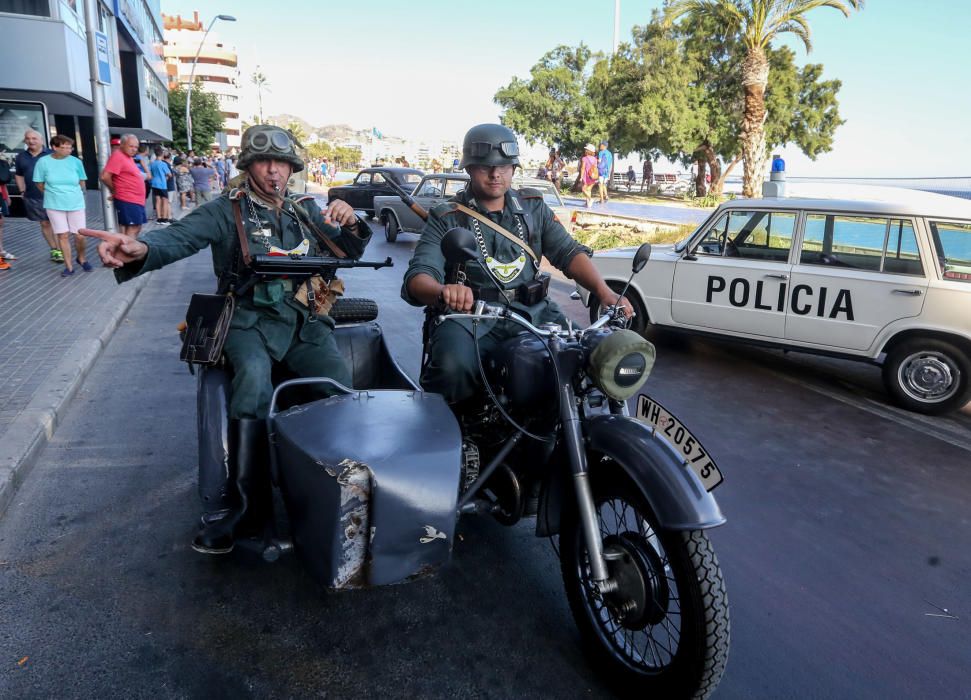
[588,329,656,401]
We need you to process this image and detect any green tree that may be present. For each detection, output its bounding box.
[168,82,225,152]
[664,0,863,197]
[306,142,334,160]
[287,121,308,145]
[495,45,608,160]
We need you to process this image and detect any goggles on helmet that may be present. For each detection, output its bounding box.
[248,130,293,153]
[466,140,519,159]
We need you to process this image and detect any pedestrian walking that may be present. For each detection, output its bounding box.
[641,158,653,193]
[580,144,599,209]
[0,156,15,267]
[626,165,636,192]
[101,134,150,238]
[597,141,613,204]
[149,147,173,223]
[175,160,193,209]
[0,179,13,270]
[14,129,60,262]
[32,134,91,277]
[189,158,217,204]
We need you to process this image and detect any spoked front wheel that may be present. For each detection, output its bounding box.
[560,466,729,698]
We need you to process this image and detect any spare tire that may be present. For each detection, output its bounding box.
[330,297,379,324]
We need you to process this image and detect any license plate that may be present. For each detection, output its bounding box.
[635,395,724,492]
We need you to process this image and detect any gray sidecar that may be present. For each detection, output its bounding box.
[196,310,464,590]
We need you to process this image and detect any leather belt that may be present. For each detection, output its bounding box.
[475,286,517,303]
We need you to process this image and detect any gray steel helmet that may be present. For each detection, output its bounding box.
[460,123,520,169]
[237,124,304,173]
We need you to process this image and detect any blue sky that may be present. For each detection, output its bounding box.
[162,0,970,177]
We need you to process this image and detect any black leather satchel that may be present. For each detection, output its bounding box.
[180,293,235,366]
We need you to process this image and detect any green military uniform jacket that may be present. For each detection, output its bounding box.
[401,186,591,323]
[116,187,371,360]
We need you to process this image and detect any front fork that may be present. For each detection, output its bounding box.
[558,373,618,594]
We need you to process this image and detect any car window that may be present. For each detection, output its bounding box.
[929,220,971,282]
[693,210,794,262]
[416,178,444,197]
[398,173,422,186]
[444,179,467,196]
[801,214,923,275]
[372,172,386,184]
[883,220,923,275]
[355,173,371,186]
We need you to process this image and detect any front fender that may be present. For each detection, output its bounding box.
[585,414,725,530]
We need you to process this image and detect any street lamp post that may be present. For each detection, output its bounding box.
[185,13,235,152]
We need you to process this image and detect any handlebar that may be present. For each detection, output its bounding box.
[439,300,626,338]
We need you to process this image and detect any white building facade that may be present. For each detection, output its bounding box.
[162,11,240,150]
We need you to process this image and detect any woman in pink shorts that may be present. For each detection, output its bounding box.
[32,134,91,277]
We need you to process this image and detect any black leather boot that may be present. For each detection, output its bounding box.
[192,418,272,554]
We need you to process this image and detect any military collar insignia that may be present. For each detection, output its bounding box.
[508,192,524,212]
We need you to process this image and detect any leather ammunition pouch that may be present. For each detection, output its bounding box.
[475,272,550,306]
[294,275,345,317]
[180,293,235,366]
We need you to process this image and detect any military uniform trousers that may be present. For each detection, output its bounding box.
[421,305,566,405]
[223,316,350,420]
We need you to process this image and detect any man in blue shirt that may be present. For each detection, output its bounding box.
[14,129,60,261]
[597,141,613,204]
[149,147,172,223]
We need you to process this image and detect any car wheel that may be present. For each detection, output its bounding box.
[385,214,399,243]
[882,338,971,415]
[588,281,648,336]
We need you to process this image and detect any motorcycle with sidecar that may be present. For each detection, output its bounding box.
[193,230,730,698]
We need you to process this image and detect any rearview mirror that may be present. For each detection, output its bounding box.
[632,243,652,273]
[442,227,479,265]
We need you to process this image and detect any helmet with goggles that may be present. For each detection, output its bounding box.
[460,123,520,169]
[237,124,304,173]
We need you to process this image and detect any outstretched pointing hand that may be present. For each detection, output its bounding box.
[79,228,148,269]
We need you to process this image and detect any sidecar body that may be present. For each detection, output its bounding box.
[196,318,463,590]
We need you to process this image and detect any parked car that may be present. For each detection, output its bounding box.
[375,173,574,243]
[375,172,470,242]
[327,167,423,218]
[578,191,971,414]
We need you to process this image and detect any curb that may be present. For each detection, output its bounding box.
[0,272,152,518]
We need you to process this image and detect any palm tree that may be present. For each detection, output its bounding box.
[665,0,863,197]
[251,67,270,124]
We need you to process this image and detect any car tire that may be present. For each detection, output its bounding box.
[588,281,648,336]
[882,338,971,415]
[385,214,399,243]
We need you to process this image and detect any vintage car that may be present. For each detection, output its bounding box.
[327,167,423,218]
[375,173,574,243]
[375,172,470,242]
[578,190,971,414]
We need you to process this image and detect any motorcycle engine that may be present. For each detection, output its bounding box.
[460,440,480,493]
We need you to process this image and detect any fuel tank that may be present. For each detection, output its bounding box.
[271,390,462,589]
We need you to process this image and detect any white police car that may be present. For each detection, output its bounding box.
[582,189,971,414]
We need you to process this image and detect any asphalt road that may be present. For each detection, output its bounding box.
[1,221,970,699]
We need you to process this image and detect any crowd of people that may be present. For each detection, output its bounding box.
[308,157,337,186]
[0,129,243,276]
[535,142,657,207]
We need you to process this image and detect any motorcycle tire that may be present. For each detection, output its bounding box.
[330,298,379,324]
[559,463,729,699]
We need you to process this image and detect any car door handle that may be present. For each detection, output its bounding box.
[764,273,789,280]
[892,289,922,296]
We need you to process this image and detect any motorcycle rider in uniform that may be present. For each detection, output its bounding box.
[87,124,371,554]
[403,123,632,405]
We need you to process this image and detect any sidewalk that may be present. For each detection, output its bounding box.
[0,191,184,516]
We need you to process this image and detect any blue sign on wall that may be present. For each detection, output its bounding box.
[95,31,112,85]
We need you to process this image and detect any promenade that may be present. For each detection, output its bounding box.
[0,192,183,515]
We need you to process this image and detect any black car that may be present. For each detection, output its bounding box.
[327,167,424,217]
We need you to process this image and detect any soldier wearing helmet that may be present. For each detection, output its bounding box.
[85,124,371,555]
[403,123,633,405]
